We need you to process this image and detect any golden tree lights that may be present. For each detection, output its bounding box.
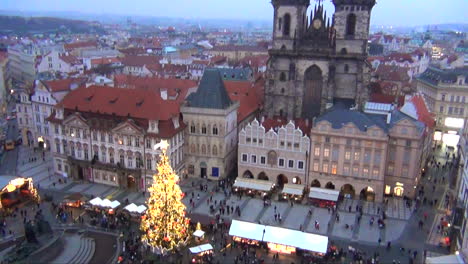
[140,140,190,253]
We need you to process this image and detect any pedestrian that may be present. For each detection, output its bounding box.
[197,194,200,201]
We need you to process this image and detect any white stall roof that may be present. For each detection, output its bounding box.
[426,254,465,264]
[89,197,103,206]
[189,243,213,254]
[229,220,265,241]
[264,225,328,254]
[282,184,304,196]
[309,187,340,202]
[101,199,113,208]
[124,203,138,212]
[233,178,274,192]
[136,205,147,214]
[229,220,328,254]
[193,230,205,238]
[110,200,121,209]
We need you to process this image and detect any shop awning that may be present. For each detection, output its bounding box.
[189,243,213,254]
[426,254,465,264]
[309,187,340,202]
[233,178,274,192]
[282,184,304,196]
[263,225,328,254]
[229,220,328,254]
[229,219,266,241]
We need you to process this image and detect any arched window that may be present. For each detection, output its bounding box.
[190,144,196,153]
[344,64,349,73]
[346,13,356,36]
[340,48,347,55]
[212,125,218,135]
[279,72,286,82]
[283,14,291,36]
[201,124,207,134]
[213,145,218,156]
[190,123,196,133]
[280,45,286,50]
[201,144,206,155]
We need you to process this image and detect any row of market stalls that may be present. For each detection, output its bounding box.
[232,178,340,207]
[229,219,328,256]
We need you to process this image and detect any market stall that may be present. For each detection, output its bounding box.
[0,176,40,209]
[62,193,88,208]
[229,219,328,256]
[426,253,464,264]
[281,184,305,201]
[232,178,275,197]
[189,244,214,263]
[309,187,340,208]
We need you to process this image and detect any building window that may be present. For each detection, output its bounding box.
[83,130,87,139]
[363,167,369,177]
[373,169,379,177]
[283,13,291,36]
[298,161,304,170]
[127,157,133,167]
[324,148,330,158]
[313,161,319,171]
[147,158,152,170]
[374,151,381,164]
[314,147,320,156]
[405,140,411,148]
[260,156,266,164]
[364,151,371,163]
[325,136,330,143]
[135,137,140,147]
[201,125,207,134]
[188,165,194,175]
[146,139,151,148]
[101,133,105,142]
[388,164,394,175]
[279,72,286,82]
[251,155,257,164]
[71,145,75,157]
[343,165,350,175]
[108,133,113,143]
[119,154,125,167]
[352,167,359,176]
[212,125,218,135]
[354,151,360,161]
[190,124,196,133]
[127,136,132,146]
[279,158,285,167]
[345,151,351,160]
[55,142,61,154]
[55,125,59,134]
[84,150,89,160]
[441,94,446,101]
[346,13,356,36]
[332,148,339,161]
[288,160,294,168]
[331,163,337,174]
[322,163,329,173]
[242,154,248,162]
[110,153,114,164]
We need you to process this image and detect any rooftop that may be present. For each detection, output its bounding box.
[186,69,233,110]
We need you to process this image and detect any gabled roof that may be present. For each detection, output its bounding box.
[64,41,97,51]
[59,54,81,65]
[58,85,180,121]
[186,69,232,109]
[315,106,389,133]
[121,55,161,67]
[41,78,86,93]
[224,79,263,123]
[418,66,468,86]
[375,65,410,82]
[400,94,435,129]
[261,116,312,136]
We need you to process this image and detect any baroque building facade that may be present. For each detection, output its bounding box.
[265,0,375,119]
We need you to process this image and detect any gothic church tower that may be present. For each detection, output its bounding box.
[265,0,376,120]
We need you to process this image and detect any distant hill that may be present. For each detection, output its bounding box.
[0,15,106,35]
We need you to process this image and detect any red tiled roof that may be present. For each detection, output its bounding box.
[224,80,264,123]
[375,65,410,82]
[261,117,312,136]
[192,60,210,66]
[91,57,120,66]
[385,53,414,63]
[211,45,268,53]
[407,94,435,128]
[118,47,147,55]
[42,78,86,92]
[211,56,227,65]
[239,55,269,68]
[64,41,97,51]
[121,55,161,67]
[59,54,81,65]
[113,74,197,103]
[58,85,180,121]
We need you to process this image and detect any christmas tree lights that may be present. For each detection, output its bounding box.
[140,140,190,254]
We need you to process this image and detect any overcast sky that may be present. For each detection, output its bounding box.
[2,0,467,26]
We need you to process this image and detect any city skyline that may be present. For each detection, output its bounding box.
[1,0,467,27]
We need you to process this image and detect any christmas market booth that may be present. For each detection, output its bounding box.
[232,178,275,198]
[309,187,340,208]
[61,193,88,208]
[189,243,214,264]
[229,219,328,256]
[0,176,39,209]
[123,203,147,220]
[281,184,305,202]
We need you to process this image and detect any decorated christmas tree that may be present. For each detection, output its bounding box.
[140,140,190,254]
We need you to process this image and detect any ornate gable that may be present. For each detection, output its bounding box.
[63,113,88,128]
[113,120,143,135]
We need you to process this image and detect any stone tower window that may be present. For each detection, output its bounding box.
[346,13,357,36]
[340,48,347,55]
[344,64,349,73]
[201,124,207,134]
[279,72,286,82]
[289,63,296,80]
[212,125,218,135]
[281,88,285,94]
[283,14,291,36]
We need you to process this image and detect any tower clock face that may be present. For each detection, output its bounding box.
[313,19,322,29]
